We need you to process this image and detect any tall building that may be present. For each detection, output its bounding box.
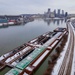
[54,9,56,17]
[48,8,51,14]
[58,9,61,17]
[62,10,64,17]
[65,12,68,17]
[44,8,66,18]
[50,12,55,18]
[46,8,51,18]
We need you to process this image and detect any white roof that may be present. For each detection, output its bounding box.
[23,72,29,75]
[11,62,17,66]
[5,58,11,63]
[50,40,58,48]
[26,66,33,71]
[30,39,37,43]
[0,56,4,61]
[33,50,49,67]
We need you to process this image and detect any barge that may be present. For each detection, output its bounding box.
[19,28,67,75]
[0,30,56,70]
[5,28,67,75]
[0,28,67,75]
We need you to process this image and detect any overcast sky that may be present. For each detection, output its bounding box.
[0,0,75,15]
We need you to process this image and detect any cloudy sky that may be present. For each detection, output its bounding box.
[0,0,75,15]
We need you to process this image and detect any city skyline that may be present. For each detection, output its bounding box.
[0,0,75,15]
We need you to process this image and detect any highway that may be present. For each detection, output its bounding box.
[58,21,74,75]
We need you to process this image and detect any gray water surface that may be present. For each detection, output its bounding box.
[0,19,66,75]
[0,19,66,56]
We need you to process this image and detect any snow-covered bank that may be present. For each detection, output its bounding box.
[70,22,75,75]
[51,25,70,75]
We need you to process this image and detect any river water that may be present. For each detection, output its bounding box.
[0,18,66,75]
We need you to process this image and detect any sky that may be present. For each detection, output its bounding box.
[0,0,75,15]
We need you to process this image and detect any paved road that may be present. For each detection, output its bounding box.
[58,21,74,75]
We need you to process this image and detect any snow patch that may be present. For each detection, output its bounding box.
[51,27,70,75]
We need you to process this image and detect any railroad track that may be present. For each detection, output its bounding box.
[58,22,74,75]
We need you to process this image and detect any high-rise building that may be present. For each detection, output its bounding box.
[58,9,60,17]
[44,8,66,18]
[46,8,51,18]
[48,8,51,14]
[65,12,68,17]
[62,10,64,17]
[50,12,55,18]
[54,9,56,17]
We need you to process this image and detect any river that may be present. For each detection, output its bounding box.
[0,18,66,75]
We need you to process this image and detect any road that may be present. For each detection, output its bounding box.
[58,21,74,75]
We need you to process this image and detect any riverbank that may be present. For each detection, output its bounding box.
[43,33,68,75]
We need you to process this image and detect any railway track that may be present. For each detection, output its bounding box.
[58,22,74,75]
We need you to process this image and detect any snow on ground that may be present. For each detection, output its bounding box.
[51,25,70,75]
[70,22,75,75]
